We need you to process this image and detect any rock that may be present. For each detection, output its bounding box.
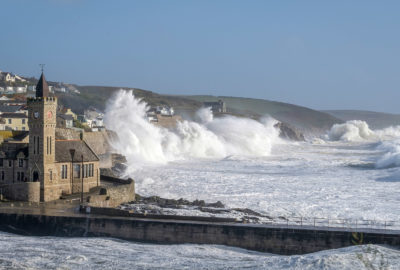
[274,122,305,141]
[206,201,225,208]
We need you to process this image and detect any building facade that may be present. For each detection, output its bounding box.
[0,73,100,202]
[203,100,226,113]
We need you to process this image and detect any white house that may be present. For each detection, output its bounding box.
[15,86,27,93]
[3,73,15,83]
[27,85,36,91]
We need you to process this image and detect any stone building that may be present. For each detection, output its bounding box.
[0,113,29,131]
[203,100,226,113]
[0,73,100,202]
[57,114,74,128]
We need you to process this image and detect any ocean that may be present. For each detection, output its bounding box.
[1,91,400,269]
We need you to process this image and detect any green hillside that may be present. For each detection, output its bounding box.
[56,86,342,135]
[182,95,342,133]
[59,86,202,114]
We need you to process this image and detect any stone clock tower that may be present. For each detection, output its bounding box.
[28,72,57,202]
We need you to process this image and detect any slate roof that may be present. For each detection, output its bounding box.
[55,140,99,162]
[0,105,23,113]
[36,72,49,97]
[10,131,29,142]
[0,143,29,159]
[57,114,74,121]
[1,113,27,118]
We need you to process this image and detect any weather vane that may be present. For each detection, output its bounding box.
[39,64,45,73]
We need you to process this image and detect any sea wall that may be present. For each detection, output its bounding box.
[0,212,399,255]
[86,175,135,207]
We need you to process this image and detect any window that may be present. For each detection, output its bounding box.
[46,137,49,155]
[21,172,25,181]
[36,136,39,154]
[22,119,25,124]
[18,159,23,167]
[85,164,89,178]
[89,164,94,177]
[1,171,4,181]
[33,136,36,155]
[8,160,12,167]
[22,127,25,131]
[73,164,80,178]
[8,119,11,124]
[49,170,53,181]
[17,172,20,181]
[0,158,3,167]
[61,164,68,179]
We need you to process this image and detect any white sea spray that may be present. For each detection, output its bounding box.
[104,90,281,173]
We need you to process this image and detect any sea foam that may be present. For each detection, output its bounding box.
[104,90,281,172]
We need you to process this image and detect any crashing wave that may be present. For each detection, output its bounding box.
[326,120,375,141]
[326,120,400,142]
[104,90,281,171]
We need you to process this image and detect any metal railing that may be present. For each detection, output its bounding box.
[260,216,398,231]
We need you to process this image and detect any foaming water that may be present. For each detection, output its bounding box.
[103,94,400,222]
[327,120,400,142]
[326,120,400,169]
[102,96,400,267]
[0,232,399,270]
[104,90,281,173]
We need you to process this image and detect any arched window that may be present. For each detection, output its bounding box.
[33,171,39,182]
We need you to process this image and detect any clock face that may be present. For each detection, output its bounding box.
[47,111,53,119]
[34,112,39,119]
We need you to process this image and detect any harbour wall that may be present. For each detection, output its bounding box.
[0,212,399,255]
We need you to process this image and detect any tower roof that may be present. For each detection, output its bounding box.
[36,72,49,98]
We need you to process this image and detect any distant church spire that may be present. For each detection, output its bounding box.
[36,72,49,98]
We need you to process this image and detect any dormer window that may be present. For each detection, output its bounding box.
[18,159,23,167]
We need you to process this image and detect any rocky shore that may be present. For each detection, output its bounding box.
[119,194,276,224]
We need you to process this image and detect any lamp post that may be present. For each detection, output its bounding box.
[81,154,84,204]
[69,149,75,194]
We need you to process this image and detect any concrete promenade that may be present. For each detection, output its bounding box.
[0,203,399,255]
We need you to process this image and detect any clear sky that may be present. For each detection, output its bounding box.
[1,0,400,113]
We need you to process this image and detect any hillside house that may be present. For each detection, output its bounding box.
[57,114,74,128]
[0,113,28,131]
[62,108,78,120]
[203,100,226,113]
[1,72,15,83]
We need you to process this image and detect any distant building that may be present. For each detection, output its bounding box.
[57,114,74,128]
[27,85,36,92]
[54,87,66,93]
[14,75,27,82]
[0,113,29,131]
[15,86,27,93]
[84,108,105,131]
[203,100,226,113]
[0,105,24,114]
[155,106,174,116]
[62,108,78,120]
[1,72,15,83]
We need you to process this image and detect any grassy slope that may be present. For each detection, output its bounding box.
[323,110,400,129]
[182,95,342,133]
[59,86,202,114]
[57,86,342,134]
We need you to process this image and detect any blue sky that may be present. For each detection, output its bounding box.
[1,0,400,113]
